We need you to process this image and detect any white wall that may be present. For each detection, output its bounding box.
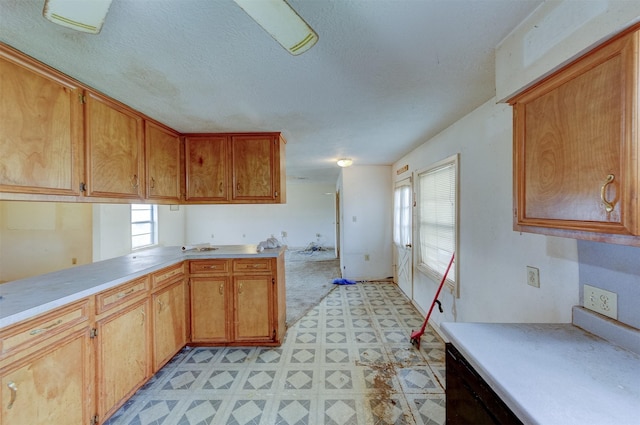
[393,98,579,327]
[496,1,640,100]
[338,166,393,280]
[184,182,336,249]
[0,201,93,281]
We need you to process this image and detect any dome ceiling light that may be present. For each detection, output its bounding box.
[337,159,353,168]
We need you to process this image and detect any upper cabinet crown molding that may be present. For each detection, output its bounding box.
[510,24,640,247]
[0,43,286,205]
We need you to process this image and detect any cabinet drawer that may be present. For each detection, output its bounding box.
[96,276,149,315]
[151,263,184,288]
[189,260,230,274]
[233,258,273,273]
[0,299,89,357]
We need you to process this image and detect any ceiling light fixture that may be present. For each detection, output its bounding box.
[337,159,353,168]
[233,0,318,55]
[43,0,112,34]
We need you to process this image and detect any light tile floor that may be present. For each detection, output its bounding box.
[104,282,446,425]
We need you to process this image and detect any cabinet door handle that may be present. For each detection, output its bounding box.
[130,174,139,189]
[219,283,224,295]
[140,309,146,325]
[236,183,241,193]
[157,299,165,312]
[238,282,243,294]
[117,288,135,299]
[219,182,223,193]
[600,174,615,213]
[7,381,17,409]
[150,177,156,189]
[29,319,63,335]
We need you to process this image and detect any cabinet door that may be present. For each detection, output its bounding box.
[0,328,92,425]
[185,136,229,202]
[85,91,144,199]
[233,275,273,342]
[0,44,83,196]
[152,279,187,371]
[96,299,150,420]
[513,30,639,236]
[190,277,229,342]
[231,135,282,202]
[146,121,182,202]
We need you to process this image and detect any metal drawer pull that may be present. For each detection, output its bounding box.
[238,282,243,294]
[117,288,136,298]
[208,265,218,269]
[29,319,63,335]
[600,174,615,213]
[219,283,224,295]
[7,381,17,409]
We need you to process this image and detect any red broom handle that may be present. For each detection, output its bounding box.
[420,252,455,332]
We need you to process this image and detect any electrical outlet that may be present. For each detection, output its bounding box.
[584,284,617,320]
[526,266,540,288]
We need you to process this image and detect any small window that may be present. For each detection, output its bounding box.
[131,204,158,250]
[393,179,412,248]
[417,154,459,294]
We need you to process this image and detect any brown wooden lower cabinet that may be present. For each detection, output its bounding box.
[0,325,93,425]
[0,254,285,424]
[152,278,188,371]
[446,343,523,425]
[96,298,151,421]
[189,257,284,345]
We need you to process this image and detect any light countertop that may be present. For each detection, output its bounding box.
[441,321,640,425]
[0,245,284,329]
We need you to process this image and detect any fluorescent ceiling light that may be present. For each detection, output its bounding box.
[233,0,318,55]
[337,159,353,167]
[43,0,112,34]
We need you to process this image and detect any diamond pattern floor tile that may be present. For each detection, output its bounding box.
[104,281,446,425]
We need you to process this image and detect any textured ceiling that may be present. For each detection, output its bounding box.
[0,0,542,183]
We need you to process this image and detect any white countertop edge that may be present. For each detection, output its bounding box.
[440,322,640,425]
[0,245,284,328]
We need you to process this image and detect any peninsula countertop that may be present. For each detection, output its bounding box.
[0,245,285,329]
[441,321,640,425]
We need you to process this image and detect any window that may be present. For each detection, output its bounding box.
[131,204,158,249]
[417,154,459,293]
[393,179,412,248]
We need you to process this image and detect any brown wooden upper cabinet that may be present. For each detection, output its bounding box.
[0,43,84,197]
[231,134,286,203]
[85,91,145,200]
[185,133,286,204]
[0,42,287,205]
[509,26,640,246]
[185,135,229,202]
[145,121,182,202]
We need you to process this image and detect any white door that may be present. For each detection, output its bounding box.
[393,178,413,299]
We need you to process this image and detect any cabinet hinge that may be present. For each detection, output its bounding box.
[78,93,86,104]
[90,328,98,338]
[90,414,99,425]
[80,182,87,192]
